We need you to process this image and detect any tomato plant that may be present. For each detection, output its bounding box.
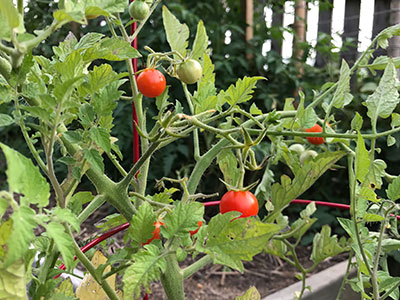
[129,0,149,21]
[137,68,166,98]
[0,1,400,300]
[305,124,324,145]
[219,191,259,218]
[177,59,202,84]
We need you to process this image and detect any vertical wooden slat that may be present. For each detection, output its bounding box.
[372,0,391,57]
[341,0,361,65]
[315,0,333,67]
[389,0,400,58]
[292,0,307,73]
[271,2,284,55]
[245,0,254,61]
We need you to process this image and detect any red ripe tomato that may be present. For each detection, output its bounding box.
[189,221,203,235]
[219,191,259,218]
[142,221,164,245]
[305,124,324,145]
[137,68,166,98]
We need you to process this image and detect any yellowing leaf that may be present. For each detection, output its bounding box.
[76,251,119,300]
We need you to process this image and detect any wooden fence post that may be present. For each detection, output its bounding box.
[315,0,333,67]
[271,1,284,55]
[341,0,361,66]
[373,0,391,57]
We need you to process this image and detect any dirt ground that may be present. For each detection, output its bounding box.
[146,250,348,299]
[77,203,348,300]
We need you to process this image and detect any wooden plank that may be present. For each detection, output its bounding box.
[341,0,361,65]
[373,0,391,57]
[315,0,333,67]
[271,2,284,55]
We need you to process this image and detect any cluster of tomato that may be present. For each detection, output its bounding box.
[142,190,259,245]
[136,58,202,98]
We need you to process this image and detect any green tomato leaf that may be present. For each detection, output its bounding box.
[52,207,80,233]
[99,37,141,61]
[365,59,399,124]
[83,148,104,173]
[392,113,400,128]
[6,206,36,266]
[0,259,27,299]
[298,106,318,129]
[199,53,215,89]
[0,114,13,127]
[377,24,400,49]
[122,244,166,299]
[204,213,282,272]
[311,225,346,263]
[45,222,75,269]
[162,5,189,59]
[0,143,49,207]
[331,60,352,108]
[162,202,204,239]
[266,151,345,222]
[127,202,156,246]
[363,213,384,222]
[355,132,370,182]
[90,127,111,153]
[219,76,265,107]
[362,56,400,70]
[191,20,208,62]
[249,103,263,115]
[351,112,363,131]
[235,286,260,300]
[387,135,396,147]
[217,149,240,187]
[387,176,400,201]
[88,64,121,93]
[0,0,24,33]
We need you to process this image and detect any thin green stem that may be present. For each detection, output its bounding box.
[128,0,162,43]
[68,227,120,300]
[15,102,48,176]
[118,139,162,191]
[309,33,381,110]
[183,84,200,160]
[348,155,374,280]
[183,255,213,279]
[129,191,172,208]
[381,280,400,300]
[22,20,67,50]
[372,204,396,300]
[335,250,354,300]
[17,0,23,14]
[38,239,56,283]
[78,195,106,224]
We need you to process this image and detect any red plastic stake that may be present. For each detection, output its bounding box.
[130,0,140,166]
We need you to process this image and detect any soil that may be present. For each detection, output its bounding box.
[78,203,349,300]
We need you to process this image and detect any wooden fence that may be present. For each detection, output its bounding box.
[258,0,400,67]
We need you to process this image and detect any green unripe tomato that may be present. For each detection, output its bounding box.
[299,150,318,165]
[177,59,202,84]
[129,0,149,21]
[288,143,305,154]
[0,57,12,80]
